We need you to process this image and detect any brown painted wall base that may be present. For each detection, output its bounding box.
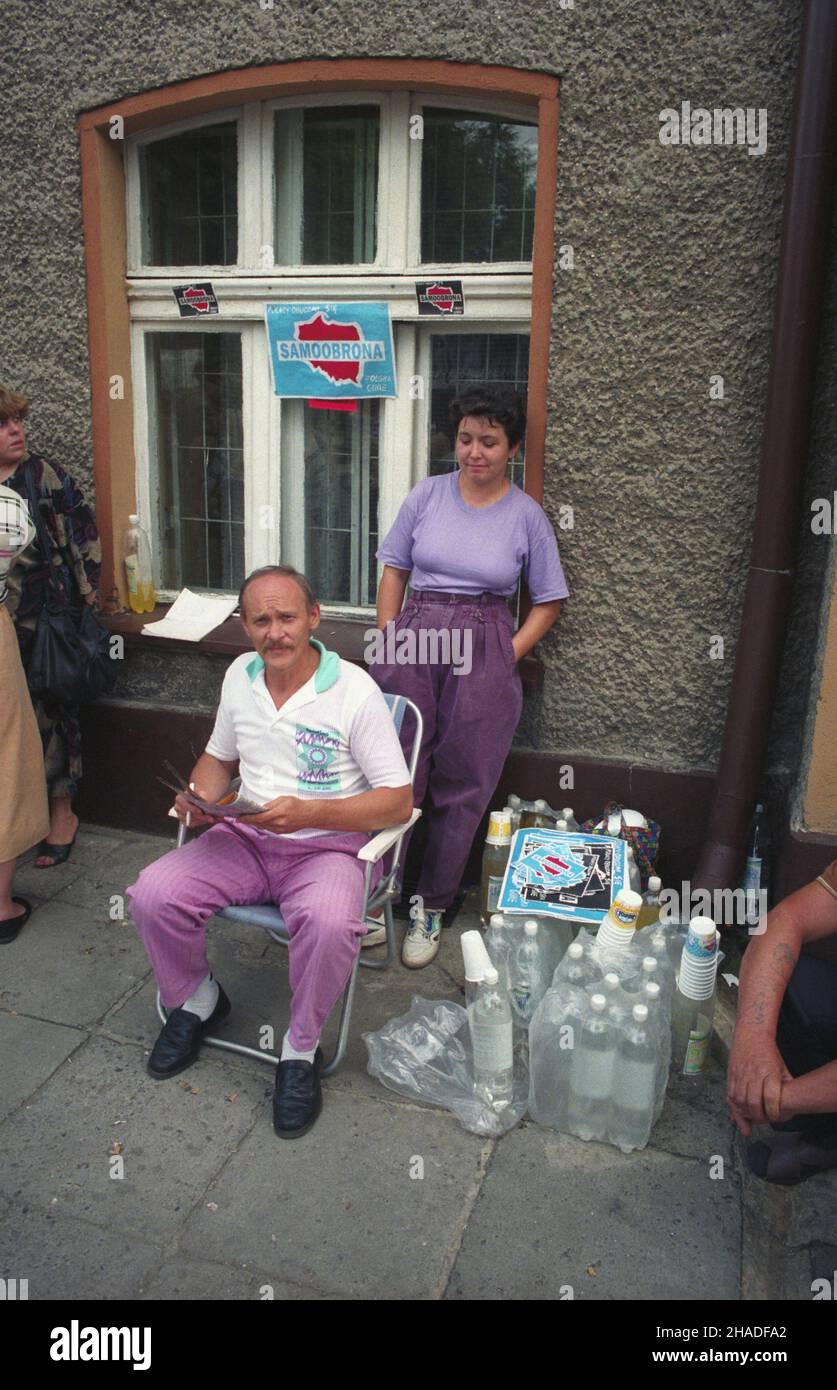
[78,701,717,888]
[774,826,837,901]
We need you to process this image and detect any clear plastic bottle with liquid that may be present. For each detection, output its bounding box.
[469,965,514,1110]
[124,514,156,614]
[609,1003,657,1152]
[520,798,555,830]
[566,994,616,1142]
[510,919,549,1027]
[484,913,512,992]
[637,875,663,930]
[562,807,580,832]
[480,811,512,925]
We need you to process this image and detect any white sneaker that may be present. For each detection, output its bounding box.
[361,916,388,949]
[401,908,443,968]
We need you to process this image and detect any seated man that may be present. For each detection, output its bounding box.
[728,862,837,1183]
[128,565,412,1140]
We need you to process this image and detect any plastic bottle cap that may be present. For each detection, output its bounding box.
[645,981,660,999]
[604,972,620,989]
[633,1004,649,1023]
[534,799,548,811]
[648,876,661,892]
[523,919,538,930]
[128,513,139,525]
[524,921,538,937]
[509,794,521,809]
[484,966,499,986]
[568,942,584,959]
[590,994,607,1013]
[489,914,505,928]
[562,808,574,818]
[642,957,657,974]
[556,819,568,831]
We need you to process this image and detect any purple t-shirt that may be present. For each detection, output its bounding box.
[376,471,569,604]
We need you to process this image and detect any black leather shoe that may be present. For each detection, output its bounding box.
[273,1047,324,1139]
[147,984,231,1080]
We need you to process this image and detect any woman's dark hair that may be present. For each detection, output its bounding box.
[449,384,526,449]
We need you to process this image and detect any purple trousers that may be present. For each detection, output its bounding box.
[127,822,379,1051]
[371,591,522,910]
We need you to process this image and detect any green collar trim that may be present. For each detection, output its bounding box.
[245,639,339,693]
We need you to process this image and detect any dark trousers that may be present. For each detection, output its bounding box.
[776,952,837,1141]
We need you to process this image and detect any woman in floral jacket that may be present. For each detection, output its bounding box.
[0,384,101,867]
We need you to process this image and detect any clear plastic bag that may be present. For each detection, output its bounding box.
[363,996,528,1137]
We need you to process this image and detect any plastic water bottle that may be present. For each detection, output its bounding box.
[609,1004,656,1152]
[480,810,512,925]
[506,794,524,834]
[529,977,579,1130]
[638,875,663,929]
[567,994,616,1142]
[469,965,514,1110]
[562,807,580,832]
[742,802,771,919]
[485,913,512,992]
[510,920,548,1026]
[124,514,156,614]
[602,971,629,1028]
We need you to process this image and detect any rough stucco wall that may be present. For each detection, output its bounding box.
[2,0,834,777]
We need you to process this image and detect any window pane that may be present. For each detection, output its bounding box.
[421,109,537,263]
[274,106,379,264]
[293,402,380,606]
[141,123,238,265]
[147,333,244,591]
[428,333,529,490]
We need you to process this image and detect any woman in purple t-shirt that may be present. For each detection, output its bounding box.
[370,385,569,968]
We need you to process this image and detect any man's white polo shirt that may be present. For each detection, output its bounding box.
[205,640,410,839]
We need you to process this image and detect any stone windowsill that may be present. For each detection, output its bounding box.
[103,606,545,692]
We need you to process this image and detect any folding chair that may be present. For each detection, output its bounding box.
[155,694,422,1076]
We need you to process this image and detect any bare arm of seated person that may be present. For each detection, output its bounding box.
[728,879,837,1134]
[240,784,414,837]
[173,751,239,829]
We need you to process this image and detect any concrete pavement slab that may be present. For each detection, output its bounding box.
[0,1207,162,1300]
[0,1035,267,1242]
[13,828,126,902]
[0,899,151,1028]
[178,1086,485,1299]
[444,1119,741,1300]
[136,1256,343,1300]
[648,1056,735,1165]
[0,1011,86,1123]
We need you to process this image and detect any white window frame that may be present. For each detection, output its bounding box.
[126,91,536,613]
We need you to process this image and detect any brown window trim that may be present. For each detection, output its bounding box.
[77,59,559,610]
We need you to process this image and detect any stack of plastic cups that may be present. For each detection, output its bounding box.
[596,888,643,951]
[678,916,719,996]
[673,916,720,1076]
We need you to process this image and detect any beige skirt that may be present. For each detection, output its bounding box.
[1,603,49,860]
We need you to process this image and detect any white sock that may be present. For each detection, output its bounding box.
[280,1030,318,1064]
[181,972,219,1022]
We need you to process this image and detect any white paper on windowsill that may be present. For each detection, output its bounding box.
[141,588,238,642]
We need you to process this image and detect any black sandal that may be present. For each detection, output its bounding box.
[35,831,77,867]
[0,897,33,945]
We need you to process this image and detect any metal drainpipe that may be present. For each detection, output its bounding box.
[693,0,837,895]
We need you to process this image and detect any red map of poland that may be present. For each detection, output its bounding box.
[296,313,362,385]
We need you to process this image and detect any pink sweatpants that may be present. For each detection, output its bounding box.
[127,821,379,1051]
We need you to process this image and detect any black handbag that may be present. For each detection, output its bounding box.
[22,463,117,705]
